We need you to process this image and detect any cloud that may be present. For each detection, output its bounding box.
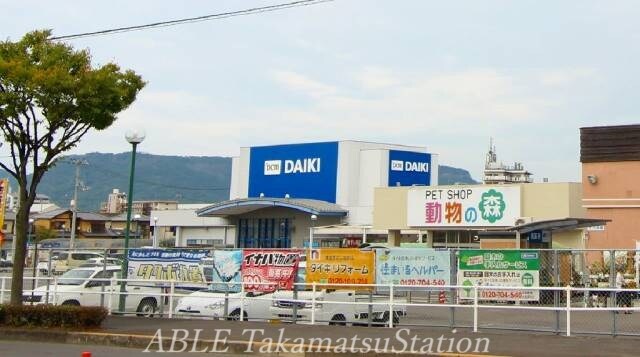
[539,67,598,87]
[271,70,337,99]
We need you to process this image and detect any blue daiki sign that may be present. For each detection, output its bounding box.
[248,142,339,203]
[388,150,432,187]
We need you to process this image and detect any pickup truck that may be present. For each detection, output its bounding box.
[270,289,405,326]
[23,265,167,317]
[174,289,275,321]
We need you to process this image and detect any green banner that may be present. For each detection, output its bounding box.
[458,250,540,271]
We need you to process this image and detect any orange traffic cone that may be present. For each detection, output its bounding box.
[439,290,446,304]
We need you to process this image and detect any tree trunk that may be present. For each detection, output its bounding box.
[9,197,31,305]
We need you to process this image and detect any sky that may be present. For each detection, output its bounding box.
[3,0,640,182]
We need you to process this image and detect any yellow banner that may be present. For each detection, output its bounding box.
[306,248,374,289]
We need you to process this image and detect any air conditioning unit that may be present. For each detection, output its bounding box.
[514,217,533,226]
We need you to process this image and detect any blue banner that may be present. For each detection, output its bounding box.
[210,250,242,292]
[248,142,339,202]
[127,249,208,288]
[375,248,450,290]
[388,150,432,187]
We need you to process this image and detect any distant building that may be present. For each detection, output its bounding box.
[99,188,178,216]
[100,189,127,214]
[132,200,178,216]
[483,138,533,184]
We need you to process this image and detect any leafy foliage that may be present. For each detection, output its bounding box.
[0,29,144,304]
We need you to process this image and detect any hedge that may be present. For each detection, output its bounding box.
[0,304,108,328]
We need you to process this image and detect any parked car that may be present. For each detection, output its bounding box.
[78,257,122,267]
[0,258,12,268]
[52,251,104,274]
[23,265,166,317]
[270,289,404,326]
[175,289,275,321]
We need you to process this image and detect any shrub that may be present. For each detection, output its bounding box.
[0,304,108,328]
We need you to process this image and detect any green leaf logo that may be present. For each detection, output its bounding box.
[478,189,506,223]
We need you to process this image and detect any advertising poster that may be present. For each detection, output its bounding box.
[407,186,521,227]
[241,249,301,292]
[211,250,242,292]
[306,248,374,289]
[376,248,451,290]
[127,249,208,288]
[458,250,540,301]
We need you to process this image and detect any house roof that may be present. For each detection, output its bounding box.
[197,197,348,217]
[32,208,110,221]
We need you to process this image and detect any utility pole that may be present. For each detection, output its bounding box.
[69,159,88,250]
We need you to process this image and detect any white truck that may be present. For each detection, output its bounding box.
[23,265,168,317]
[270,289,405,326]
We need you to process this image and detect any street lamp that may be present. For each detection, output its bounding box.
[152,217,158,248]
[119,129,145,312]
[308,214,318,249]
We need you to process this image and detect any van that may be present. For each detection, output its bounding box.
[53,251,104,274]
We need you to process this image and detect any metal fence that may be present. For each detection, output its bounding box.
[0,247,638,336]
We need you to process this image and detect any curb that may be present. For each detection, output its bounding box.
[0,328,502,357]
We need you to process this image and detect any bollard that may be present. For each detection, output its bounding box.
[81,352,92,357]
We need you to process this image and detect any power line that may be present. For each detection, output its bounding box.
[51,0,334,40]
[88,163,230,192]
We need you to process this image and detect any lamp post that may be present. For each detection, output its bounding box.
[152,217,158,248]
[308,214,318,249]
[118,129,145,312]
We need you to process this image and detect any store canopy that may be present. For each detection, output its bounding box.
[196,197,348,218]
[507,217,609,234]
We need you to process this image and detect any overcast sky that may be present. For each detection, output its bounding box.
[3,0,640,182]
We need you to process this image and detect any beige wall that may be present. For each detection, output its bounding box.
[372,187,410,230]
[521,182,585,219]
[582,161,640,250]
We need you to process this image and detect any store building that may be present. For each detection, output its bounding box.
[580,124,640,250]
[198,141,438,248]
[373,182,605,249]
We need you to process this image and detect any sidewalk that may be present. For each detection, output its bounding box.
[1,316,638,357]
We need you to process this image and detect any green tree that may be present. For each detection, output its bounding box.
[0,30,145,304]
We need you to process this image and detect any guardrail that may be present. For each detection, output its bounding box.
[1,276,639,337]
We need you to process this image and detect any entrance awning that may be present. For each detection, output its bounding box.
[196,197,348,217]
[507,218,610,234]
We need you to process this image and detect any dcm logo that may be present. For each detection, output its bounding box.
[264,158,321,175]
[390,160,429,172]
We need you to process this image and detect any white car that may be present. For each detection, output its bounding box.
[270,289,404,326]
[23,265,164,317]
[175,289,275,321]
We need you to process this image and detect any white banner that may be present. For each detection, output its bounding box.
[407,186,521,227]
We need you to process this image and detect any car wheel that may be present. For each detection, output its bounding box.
[228,309,248,321]
[136,298,157,317]
[61,300,80,306]
[329,314,346,326]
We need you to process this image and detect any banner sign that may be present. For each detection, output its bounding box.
[127,249,207,288]
[376,248,450,290]
[241,249,301,292]
[211,250,242,292]
[407,186,521,227]
[306,248,374,289]
[458,250,540,301]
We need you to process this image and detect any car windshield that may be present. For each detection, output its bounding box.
[58,269,94,285]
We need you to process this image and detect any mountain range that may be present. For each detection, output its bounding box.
[5,152,477,211]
